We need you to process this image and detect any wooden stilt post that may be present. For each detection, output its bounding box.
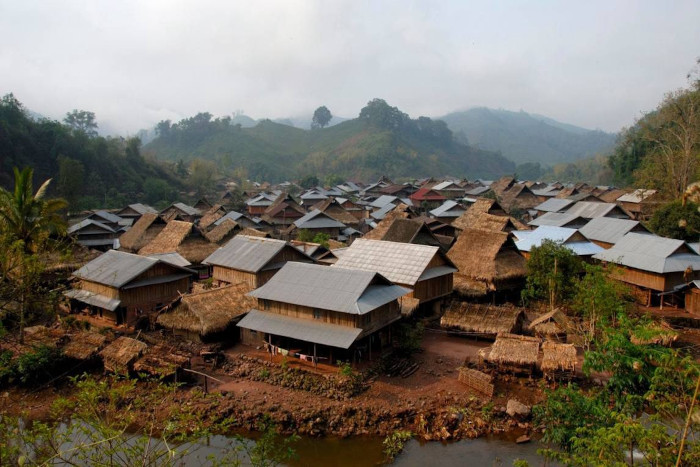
[204,375,208,394]
[269,334,272,362]
[313,343,317,368]
[369,335,372,362]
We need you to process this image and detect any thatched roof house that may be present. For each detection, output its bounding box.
[261,193,305,227]
[452,200,523,233]
[630,321,678,346]
[99,336,148,373]
[199,204,227,230]
[238,227,270,238]
[63,332,107,360]
[364,203,413,240]
[448,228,526,298]
[204,219,241,244]
[118,213,167,253]
[312,198,360,226]
[157,283,255,341]
[139,220,219,266]
[381,218,452,251]
[484,333,540,371]
[440,302,525,337]
[132,351,190,379]
[540,341,577,378]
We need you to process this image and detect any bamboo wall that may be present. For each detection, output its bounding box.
[213,266,258,288]
[262,300,357,327]
[412,274,453,302]
[686,289,700,313]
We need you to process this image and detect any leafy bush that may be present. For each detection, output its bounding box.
[648,200,700,242]
[383,430,413,461]
[11,345,67,387]
[394,322,424,356]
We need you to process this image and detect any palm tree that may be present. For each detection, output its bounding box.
[0,167,67,343]
[0,167,67,253]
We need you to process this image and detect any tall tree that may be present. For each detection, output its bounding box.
[63,110,98,137]
[312,106,332,129]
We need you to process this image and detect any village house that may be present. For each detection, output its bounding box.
[116,203,159,221]
[261,193,306,228]
[198,204,228,230]
[528,212,589,229]
[578,217,650,249]
[214,210,263,229]
[615,189,661,221]
[564,201,631,220]
[364,203,414,240]
[332,239,457,313]
[312,197,361,228]
[286,209,347,240]
[67,218,120,251]
[299,188,330,208]
[514,226,603,259]
[452,199,525,234]
[118,213,167,253]
[160,202,201,222]
[409,187,446,211]
[64,250,194,326]
[203,219,241,245]
[378,183,415,198]
[84,210,133,231]
[448,228,527,300]
[203,235,312,288]
[245,192,278,216]
[193,197,212,212]
[431,180,466,199]
[237,262,409,364]
[379,218,453,251]
[429,200,467,224]
[594,232,700,306]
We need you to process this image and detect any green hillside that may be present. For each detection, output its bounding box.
[440,107,617,166]
[144,99,515,182]
[0,94,184,211]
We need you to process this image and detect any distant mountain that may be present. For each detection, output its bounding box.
[439,107,617,166]
[143,99,515,182]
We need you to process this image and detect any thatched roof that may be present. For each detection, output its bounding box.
[441,302,524,336]
[487,333,540,366]
[139,220,193,255]
[313,198,359,225]
[156,283,255,337]
[42,243,102,274]
[327,239,346,250]
[23,325,59,347]
[379,218,451,251]
[238,227,270,238]
[498,184,539,212]
[528,309,574,338]
[448,229,526,296]
[204,219,240,244]
[63,332,107,360]
[133,348,190,377]
[119,213,166,252]
[540,341,577,373]
[176,237,220,264]
[364,203,413,240]
[99,336,147,373]
[453,207,508,232]
[630,321,679,346]
[199,204,226,230]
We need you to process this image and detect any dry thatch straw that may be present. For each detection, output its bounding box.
[380,218,450,251]
[440,302,524,337]
[238,227,270,238]
[204,219,240,244]
[63,331,107,360]
[176,236,220,264]
[364,203,413,240]
[133,347,190,377]
[43,243,102,274]
[327,239,346,250]
[540,341,577,373]
[199,204,226,230]
[529,309,573,340]
[156,283,255,338]
[452,198,526,232]
[23,326,58,347]
[487,333,540,366]
[312,198,359,225]
[139,220,193,256]
[457,367,494,398]
[630,321,679,346]
[99,336,147,373]
[119,213,165,252]
[448,228,526,297]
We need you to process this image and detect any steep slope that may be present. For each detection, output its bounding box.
[144,100,515,182]
[440,107,617,166]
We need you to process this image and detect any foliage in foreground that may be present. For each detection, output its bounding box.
[383,430,413,462]
[0,375,298,466]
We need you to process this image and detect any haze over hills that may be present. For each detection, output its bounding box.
[143,99,515,182]
[439,107,618,166]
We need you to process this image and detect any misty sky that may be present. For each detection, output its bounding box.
[1,0,698,135]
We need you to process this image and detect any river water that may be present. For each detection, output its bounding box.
[185,433,553,466]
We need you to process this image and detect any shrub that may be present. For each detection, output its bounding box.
[11,345,67,387]
[383,430,413,461]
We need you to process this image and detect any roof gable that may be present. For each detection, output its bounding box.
[203,235,293,272]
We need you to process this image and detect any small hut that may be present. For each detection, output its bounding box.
[484,333,540,374]
[118,213,167,253]
[441,302,525,338]
[528,309,573,341]
[132,348,190,380]
[156,283,255,341]
[204,219,241,245]
[63,332,107,360]
[457,367,494,398]
[199,204,227,230]
[363,203,413,240]
[99,336,148,374]
[629,321,679,347]
[540,341,577,380]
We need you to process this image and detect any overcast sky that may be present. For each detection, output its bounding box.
[1,0,698,135]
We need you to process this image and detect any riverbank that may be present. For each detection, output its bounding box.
[2,331,546,444]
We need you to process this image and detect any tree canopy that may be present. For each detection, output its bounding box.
[312,106,332,129]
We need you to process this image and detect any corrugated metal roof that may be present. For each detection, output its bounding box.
[127,203,158,215]
[578,218,644,245]
[203,235,288,272]
[593,232,700,273]
[64,289,121,311]
[515,226,603,256]
[121,273,192,290]
[418,265,458,281]
[172,203,201,216]
[512,230,534,241]
[214,211,245,226]
[249,262,409,314]
[147,252,192,267]
[429,200,466,217]
[370,195,399,208]
[528,212,585,227]
[237,309,362,348]
[332,239,445,286]
[617,188,657,203]
[565,202,626,219]
[533,198,574,213]
[294,209,346,229]
[370,203,397,220]
[466,186,491,196]
[73,250,158,287]
[90,210,123,224]
[68,218,115,235]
